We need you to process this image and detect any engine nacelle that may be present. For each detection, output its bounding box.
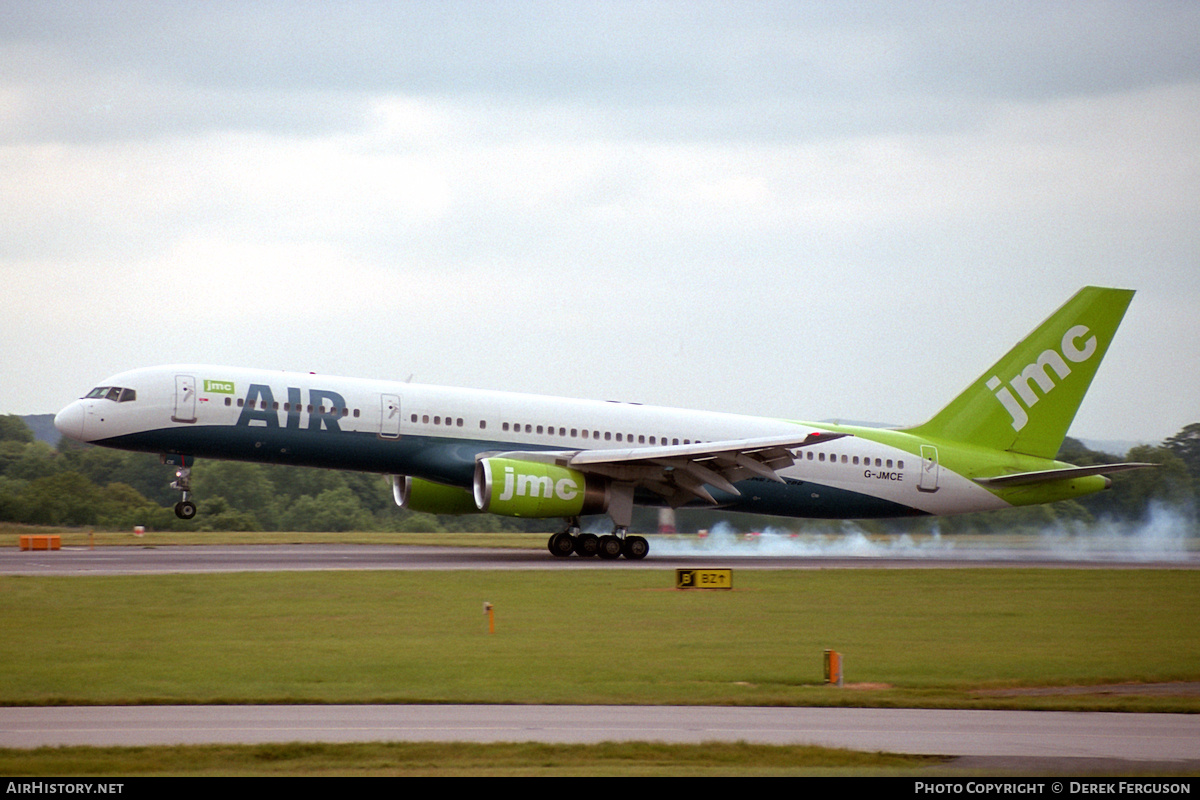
[391,475,481,515]
[474,457,610,518]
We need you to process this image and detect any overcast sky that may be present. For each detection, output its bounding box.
[3,1,1197,445]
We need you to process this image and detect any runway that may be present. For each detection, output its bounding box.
[3,705,1198,764]
[2,541,1197,769]
[3,540,1197,576]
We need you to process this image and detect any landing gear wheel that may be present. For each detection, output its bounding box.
[575,533,599,557]
[168,462,198,520]
[622,535,649,560]
[597,534,623,560]
[547,531,576,557]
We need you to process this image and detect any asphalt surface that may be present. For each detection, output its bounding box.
[3,541,1197,575]
[3,705,1198,765]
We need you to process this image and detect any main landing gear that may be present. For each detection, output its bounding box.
[547,518,649,561]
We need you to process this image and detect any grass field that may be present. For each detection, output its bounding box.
[3,567,1197,711]
[0,741,957,777]
[4,536,1199,775]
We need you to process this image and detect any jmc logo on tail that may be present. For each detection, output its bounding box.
[986,324,1098,432]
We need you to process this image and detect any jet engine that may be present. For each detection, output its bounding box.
[473,457,610,518]
[391,475,480,515]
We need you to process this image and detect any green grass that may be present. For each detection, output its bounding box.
[0,524,551,548]
[2,569,1197,710]
[0,741,951,777]
[3,565,1198,776]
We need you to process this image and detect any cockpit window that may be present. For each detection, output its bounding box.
[84,386,136,402]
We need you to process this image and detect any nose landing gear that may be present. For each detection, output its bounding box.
[162,454,197,520]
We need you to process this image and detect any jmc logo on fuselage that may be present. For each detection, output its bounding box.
[235,384,349,432]
[986,324,1097,432]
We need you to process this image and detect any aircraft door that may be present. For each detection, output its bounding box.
[380,394,401,439]
[172,375,197,423]
[918,445,939,492]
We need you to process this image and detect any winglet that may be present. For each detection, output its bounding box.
[903,286,1134,459]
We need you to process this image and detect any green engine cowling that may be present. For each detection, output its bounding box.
[473,457,610,518]
[390,475,481,515]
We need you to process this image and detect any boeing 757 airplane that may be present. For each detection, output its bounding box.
[55,286,1148,559]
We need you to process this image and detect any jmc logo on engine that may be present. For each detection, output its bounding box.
[498,465,580,502]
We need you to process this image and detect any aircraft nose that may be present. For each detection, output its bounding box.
[54,401,85,442]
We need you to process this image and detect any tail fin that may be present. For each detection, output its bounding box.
[903,286,1134,459]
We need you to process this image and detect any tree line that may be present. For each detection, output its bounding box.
[0,414,1195,535]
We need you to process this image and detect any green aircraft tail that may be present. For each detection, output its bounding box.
[903,286,1134,459]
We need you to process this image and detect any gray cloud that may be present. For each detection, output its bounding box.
[5,1,1198,144]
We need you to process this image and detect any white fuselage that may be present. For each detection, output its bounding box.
[55,364,1012,520]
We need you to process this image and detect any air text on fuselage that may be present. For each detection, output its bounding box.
[234,384,348,432]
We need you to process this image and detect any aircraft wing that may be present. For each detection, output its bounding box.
[487,429,845,506]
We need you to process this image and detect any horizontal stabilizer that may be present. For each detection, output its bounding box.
[972,462,1155,487]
